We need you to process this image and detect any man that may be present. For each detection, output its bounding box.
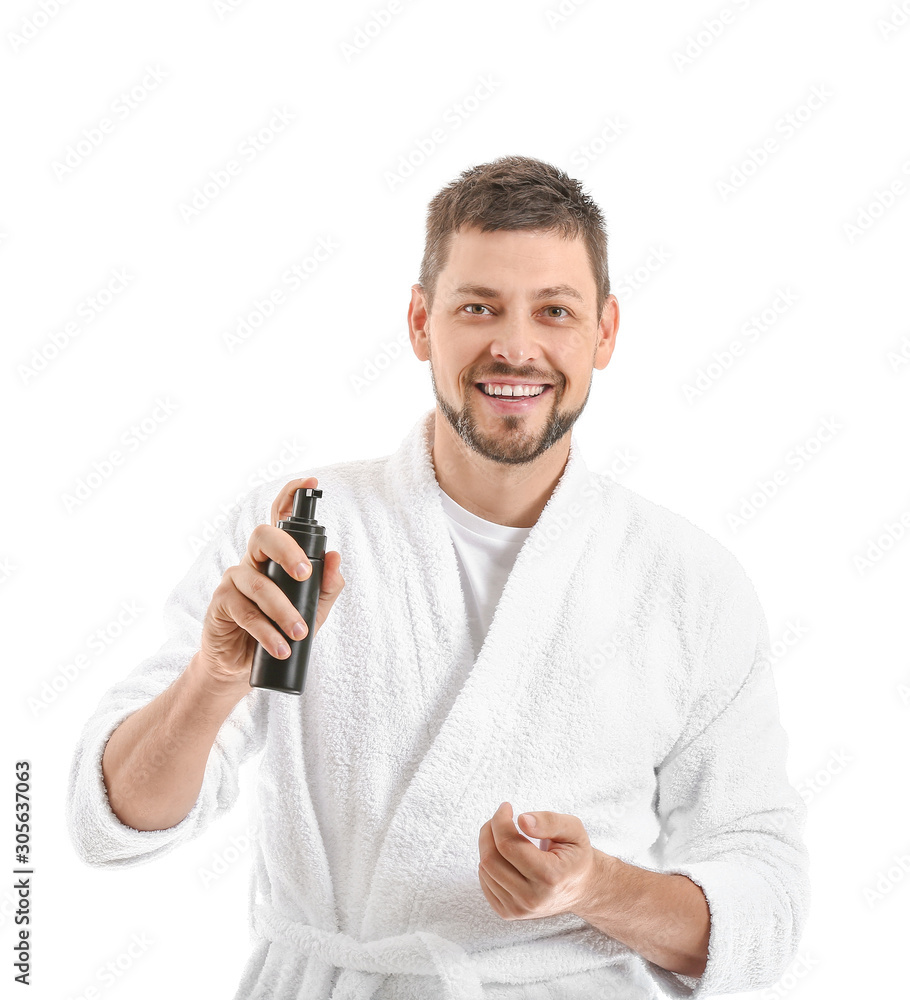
[67,155,810,999]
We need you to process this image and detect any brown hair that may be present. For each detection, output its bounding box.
[418,154,611,320]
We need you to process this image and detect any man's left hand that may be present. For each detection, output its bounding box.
[477,801,599,919]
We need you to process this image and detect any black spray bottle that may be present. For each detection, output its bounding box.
[249,487,326,695]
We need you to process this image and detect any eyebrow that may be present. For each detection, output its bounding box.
[449,282,585,302]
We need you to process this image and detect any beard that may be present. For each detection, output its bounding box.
[427,351,592,466]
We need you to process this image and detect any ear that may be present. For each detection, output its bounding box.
[408,284,431,362]
[593,294,619,371]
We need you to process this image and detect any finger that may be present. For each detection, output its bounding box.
[480,841,530,897]
[478,815,518,872]
[478,865,508,912]
[227,563,308,644]
[477,818,493,857]
[244,523,312,580]
[482,835,529,893]
[490,804,537,881]
[311,551,346,632]
[523,811,589,849]
[271,477,319,527]
[319,550,345,595]
[211,581,297,659]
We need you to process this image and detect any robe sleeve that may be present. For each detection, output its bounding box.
[65,490,269,868]
[643,554,810,997]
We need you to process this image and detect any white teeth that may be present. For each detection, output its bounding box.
[480,383,547,397]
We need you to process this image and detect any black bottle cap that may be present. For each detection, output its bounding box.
[291,487,322,522]
[278,488,326,559]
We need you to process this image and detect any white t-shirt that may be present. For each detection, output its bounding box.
[436,484,533,661]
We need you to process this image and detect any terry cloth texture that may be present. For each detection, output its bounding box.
[66,407,810,999]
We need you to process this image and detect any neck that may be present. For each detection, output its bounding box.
[430,410,570,528]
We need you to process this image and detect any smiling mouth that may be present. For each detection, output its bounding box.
[474,383,554,407]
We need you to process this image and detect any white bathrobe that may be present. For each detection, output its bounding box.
[66,407,810,999]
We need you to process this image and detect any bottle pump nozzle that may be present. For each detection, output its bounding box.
[291,487,321,522]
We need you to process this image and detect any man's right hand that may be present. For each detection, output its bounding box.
[197,477,345,690]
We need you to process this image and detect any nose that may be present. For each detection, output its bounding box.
[488,317,541,368]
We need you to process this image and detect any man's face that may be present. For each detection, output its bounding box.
[409,226,617,466]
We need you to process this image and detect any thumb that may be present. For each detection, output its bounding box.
[518,811,549,835]
[518,810,579,844]
[319,550,345,597]
[312,551,344,633]
[518,811,552,853]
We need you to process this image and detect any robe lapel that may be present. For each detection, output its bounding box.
[359,408,602,940]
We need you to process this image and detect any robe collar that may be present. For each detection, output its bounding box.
[357,407,604,939]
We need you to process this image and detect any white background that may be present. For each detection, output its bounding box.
[3,0,909,997]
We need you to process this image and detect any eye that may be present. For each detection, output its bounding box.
[544,306,569,318]
[463,304,491,315]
